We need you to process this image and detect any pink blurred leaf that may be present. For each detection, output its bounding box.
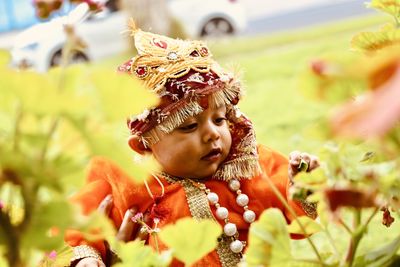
[331,63,400,138]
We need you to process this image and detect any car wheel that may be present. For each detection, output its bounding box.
[50,50,89,67]
[201,18,234,37]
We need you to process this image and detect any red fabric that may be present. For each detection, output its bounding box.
[65,145,308,266]
[127,70,232,136]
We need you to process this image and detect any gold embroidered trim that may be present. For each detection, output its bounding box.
[70,245,102,265]
[163,174,241,267]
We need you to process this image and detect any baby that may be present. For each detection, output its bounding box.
[66,25,319,267]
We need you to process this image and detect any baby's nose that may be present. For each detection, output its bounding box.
[202,123,220,143]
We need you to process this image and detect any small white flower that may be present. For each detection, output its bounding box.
[151,227,161,233]
[137,109,150,122]
[219,74,230,82]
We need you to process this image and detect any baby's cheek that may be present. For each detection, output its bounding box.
[223,129,233,150]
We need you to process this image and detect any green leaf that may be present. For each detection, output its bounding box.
[158,218,221,266]
[360,151,376,163]
[111,240,171,267]
[73,210,116,243]
[287,216,322,235]
[294,168,327,185]
[91,70,158,122]
[245,208,292,266]
[7,71,59,115]
[38,245,73,267]
[0,65,96,117]
[351,30,400,52]
[21,201,75,251]
[297,159,309,172]
[64,115,159,183]
[47,65,96,116]
[368,0,400,17]
[85,128,159,183]
[354,236,400,267]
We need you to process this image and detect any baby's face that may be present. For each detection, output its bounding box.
[150,105,232,179]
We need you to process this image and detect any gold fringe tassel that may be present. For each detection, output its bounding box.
[140,81,245,151]
[214,157,261,181]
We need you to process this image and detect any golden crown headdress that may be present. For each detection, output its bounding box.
[118,20,231,93]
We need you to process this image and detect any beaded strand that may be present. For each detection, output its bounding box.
[199,178,256,253]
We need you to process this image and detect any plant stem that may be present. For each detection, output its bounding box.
[338,218,353,235]
[18,179,39,234]
[153,233,160,254]
[12,103,23,152]
[262,174,325,266]
[0,207,21,267]
[39,118,60,165]
[344,207,379,267]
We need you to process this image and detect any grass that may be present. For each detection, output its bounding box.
[210,14,387,59]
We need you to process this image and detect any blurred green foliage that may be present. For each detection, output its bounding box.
[0,49,157,266]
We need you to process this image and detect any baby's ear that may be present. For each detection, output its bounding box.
[128,135,152,155]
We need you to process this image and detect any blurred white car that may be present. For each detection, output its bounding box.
[169,0,246,37]
[10,0,246,72]
[10,3,128,72]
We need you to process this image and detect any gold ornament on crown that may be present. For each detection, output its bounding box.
[126,20,230,93]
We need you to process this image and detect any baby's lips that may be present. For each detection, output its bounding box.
[202,147,222,159]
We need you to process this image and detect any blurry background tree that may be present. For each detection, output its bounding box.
[119,0,171,36]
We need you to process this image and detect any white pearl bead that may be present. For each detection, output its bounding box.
[243,210,256,223]
[236,194,249,207]
[223,223,237,236]
[207,192,219,204]
[228,179,240,191]
[216,207,229,220]
[230,240,244,253]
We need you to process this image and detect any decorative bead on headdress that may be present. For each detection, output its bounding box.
[118,20,260,180]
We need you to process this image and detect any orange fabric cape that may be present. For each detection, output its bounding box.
[65,145,309,266]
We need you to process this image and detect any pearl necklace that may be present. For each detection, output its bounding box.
[196,178,256,254]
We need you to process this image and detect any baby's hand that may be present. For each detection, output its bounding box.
[75,257,105,267]
[288,151,320,182]
[97,194,150,242]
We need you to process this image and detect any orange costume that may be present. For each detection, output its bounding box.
[65,23,316,266]
[66,146,315,266]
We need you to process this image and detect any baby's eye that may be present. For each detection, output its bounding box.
[215,117,227,124]
[178,123,198,131]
